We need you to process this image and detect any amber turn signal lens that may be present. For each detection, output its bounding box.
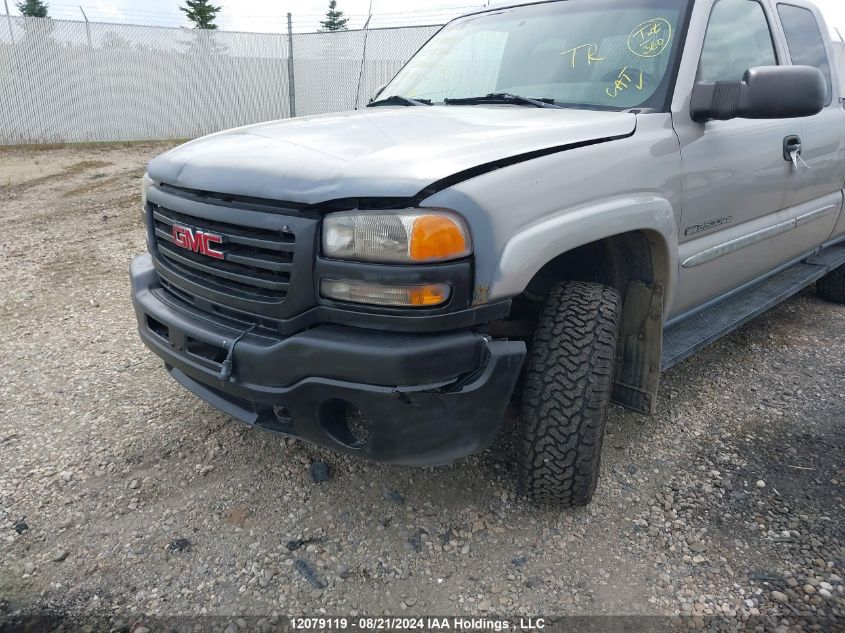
[409,215,470,262]
[407,283,451,306]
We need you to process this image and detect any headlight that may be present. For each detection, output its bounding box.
[322,209,472,264]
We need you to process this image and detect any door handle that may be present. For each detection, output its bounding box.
[783,135,802,161]
[783,135,809,169]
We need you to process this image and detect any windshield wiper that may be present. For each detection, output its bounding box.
[443,92,562,109]
[367,95,432,107]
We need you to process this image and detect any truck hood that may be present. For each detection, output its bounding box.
[148,107,637,205]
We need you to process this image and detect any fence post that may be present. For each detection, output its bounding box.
[79,6,93,49]
[287,12,296,117]
[3,0,19,144]
[3,0,14,44]
[79,6,98,141]
[354,14,372,110]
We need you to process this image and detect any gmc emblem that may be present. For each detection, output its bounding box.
[171,224,224,260]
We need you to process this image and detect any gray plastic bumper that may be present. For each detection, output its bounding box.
[130,254,526,466]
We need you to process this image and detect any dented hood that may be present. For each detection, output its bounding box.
[148,106,636,205]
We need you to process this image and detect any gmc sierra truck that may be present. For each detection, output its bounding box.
[131,0,845,506]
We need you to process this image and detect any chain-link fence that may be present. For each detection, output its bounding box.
[4,16,843,146]
[0,16,440,145]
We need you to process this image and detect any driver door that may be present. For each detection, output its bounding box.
[670,0,801,318]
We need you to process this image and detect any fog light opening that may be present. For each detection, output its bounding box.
[146,315,169,340]
[346,405,371,448]
[318,399,371,449]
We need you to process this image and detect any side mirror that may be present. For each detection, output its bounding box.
[691,65,826,122]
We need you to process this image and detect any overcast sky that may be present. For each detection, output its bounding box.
[6,0,845,33]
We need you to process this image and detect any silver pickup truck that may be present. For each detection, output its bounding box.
[131,0,845,507]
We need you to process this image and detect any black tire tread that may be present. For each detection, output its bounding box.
[817,265,845,304]
[517,281,621,507]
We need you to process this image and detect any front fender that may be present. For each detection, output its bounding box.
[492,194,678,302]
[419,113,682,310]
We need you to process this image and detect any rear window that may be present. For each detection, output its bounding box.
[777,3,833,105]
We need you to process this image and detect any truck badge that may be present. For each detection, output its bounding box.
[171,224,224,260]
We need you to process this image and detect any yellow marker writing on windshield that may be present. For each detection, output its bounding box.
[627,18,672,58]
[560,43,606,69]
[606,67,645,98]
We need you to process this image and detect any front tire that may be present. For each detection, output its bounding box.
[817,264,845,304]
[517,281,622,507]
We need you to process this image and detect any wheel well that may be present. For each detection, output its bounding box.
[495,231,660,330]
[490,231,667,414]
[526,231,655,298]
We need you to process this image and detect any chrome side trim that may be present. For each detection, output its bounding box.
[795,204,839,227]
[682,203,842,269]
[682,219,795,268]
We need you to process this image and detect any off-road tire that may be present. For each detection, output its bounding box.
[517,281,621,507]
[817,265,845,304]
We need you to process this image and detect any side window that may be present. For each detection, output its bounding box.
[698,0,777,83]
[777,3,833,105]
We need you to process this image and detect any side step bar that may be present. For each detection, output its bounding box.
[661,245,845,371]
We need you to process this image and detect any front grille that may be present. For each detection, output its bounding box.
[152,204,294,301]
[147,189,316,323]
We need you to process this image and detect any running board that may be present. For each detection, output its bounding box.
[661,245,845,371]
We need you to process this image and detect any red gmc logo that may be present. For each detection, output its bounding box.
[171,224,224,260]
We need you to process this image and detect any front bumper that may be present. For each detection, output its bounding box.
[131,254,526,466]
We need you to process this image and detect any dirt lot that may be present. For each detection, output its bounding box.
[0,144,843,632]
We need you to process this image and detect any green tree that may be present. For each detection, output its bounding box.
[180,0,221,29]
[15,0,49,18]
[320,0,349,31]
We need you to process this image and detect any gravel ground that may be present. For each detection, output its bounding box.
[0,144,843,632]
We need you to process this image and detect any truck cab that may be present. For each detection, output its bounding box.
[132,0,845,506]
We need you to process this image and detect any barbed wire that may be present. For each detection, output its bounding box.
[6,2,485,33]
[43,2,482,16]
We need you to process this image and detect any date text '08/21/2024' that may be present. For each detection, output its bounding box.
[289,617,548,631]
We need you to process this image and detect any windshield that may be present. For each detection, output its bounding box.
[382,0,692,111]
